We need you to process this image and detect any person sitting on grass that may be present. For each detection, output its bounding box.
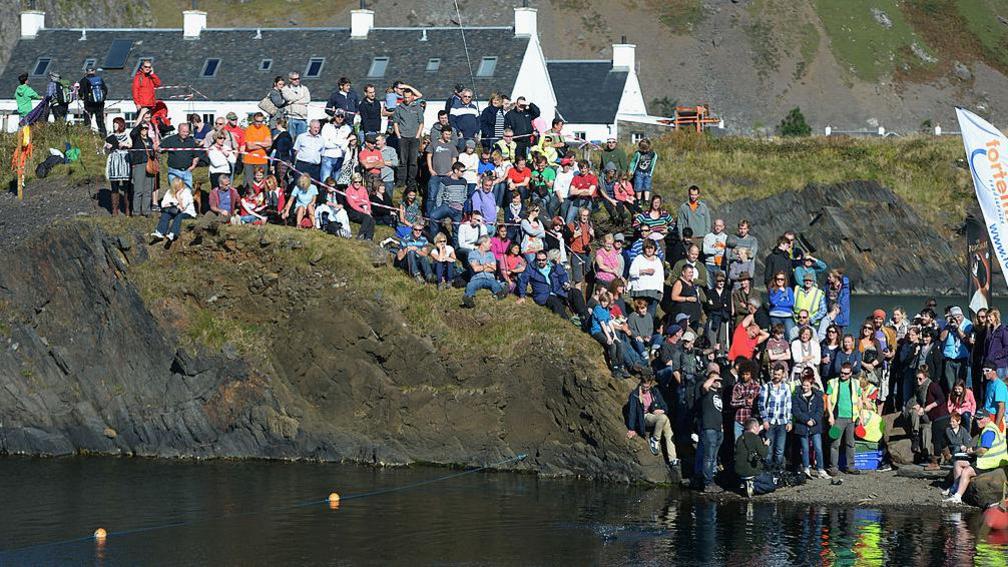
[396,225,434,283]
[734,417,777,496]
[209,174,240,222]
[344,172,376,240]
[499,241,527,294]
[430,232,457,290]
[151,178,196,243]
[942,408,1007,503]
[626,372,679,470]
[461,236,507,308]
[239,182,267,225]
[516,249,570,318]
[314,191,351,238]
[282,174,318,228]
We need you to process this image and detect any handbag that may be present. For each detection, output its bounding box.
[259,94,279,116]
[144,148,159,175]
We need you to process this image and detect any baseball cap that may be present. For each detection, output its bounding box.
[872,309,886,319]
[675,313,690,323]
[465,139,476,149]
[975,408,991,420]
[949,306,964,317]
[226,111,238,120]
[983,361,997,371]
[560,157,573,166]
[614,233,625,242]
[682,331,697,343]
[803,272,815,282]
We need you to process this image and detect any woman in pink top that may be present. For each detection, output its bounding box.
[613,171,639,223]
[490,224,510,262]
[594,233,623,285]
[500,242,527,293]
[344,172,375,240]
[946,379,977,431]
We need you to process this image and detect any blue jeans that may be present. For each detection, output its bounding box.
[402,251,432,279]
[633,171,652,192]
[434,261,456,284]
[156,210,192,238]
[427,205,462,240]
[798,432,824,471]
[320,156,344,184]
[770,315,794,338]
[698,428,723,486]
[766,424,788,467]
[426,175,445,216]
[733,421,745,441]
[167,167,193,189]
[565,198,592,224]
[464,274,503,298]
[288,118,307,140]
[493,182,506,207]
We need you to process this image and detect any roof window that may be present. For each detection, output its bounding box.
[31,57,52,76]
[476,56,497,77]
[368,57,389,77]
[103,39,132,69]
[82,58,97,72]
[426,58,440,73]
[201,58,220,78]
[259,59,272,71]
[304,57,324,78]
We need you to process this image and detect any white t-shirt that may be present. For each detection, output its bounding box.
[554,168,575,200]
[628,254,664,294]
[459,152,480,184]
[320,123,352,159]
[431,243,455,262]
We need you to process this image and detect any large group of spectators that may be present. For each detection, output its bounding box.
[21,60,1007,499]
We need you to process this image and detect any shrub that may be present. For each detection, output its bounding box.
[778,107,812,137]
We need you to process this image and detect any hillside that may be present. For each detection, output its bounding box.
[5,0,1007,134]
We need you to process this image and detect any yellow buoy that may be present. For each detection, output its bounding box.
[93,528,107,542]
[328,492,340,504]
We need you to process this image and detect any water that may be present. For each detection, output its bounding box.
[1,458,1004,566]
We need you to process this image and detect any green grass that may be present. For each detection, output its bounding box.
[646,131,972,231]
[814,0,934,81]
[648,0,706,34]
[0,124,107,191]
[957,0,1008,68]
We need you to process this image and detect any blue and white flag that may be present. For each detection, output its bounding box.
[956,107,1008,279]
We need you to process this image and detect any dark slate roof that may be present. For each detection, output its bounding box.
[0,27,529,102]
[547,61,628,124]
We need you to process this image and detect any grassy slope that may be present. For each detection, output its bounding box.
[956,0,1008,68]
[89,216,602,370]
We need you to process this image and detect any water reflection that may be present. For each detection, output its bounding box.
[0,458,1004,566]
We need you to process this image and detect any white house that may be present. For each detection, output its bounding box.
[0,6,658,142]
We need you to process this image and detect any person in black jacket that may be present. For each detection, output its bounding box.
[792,371,829,479]
[479,95,506,151]
[626,374,679,468]
[503,96,540,160]
[703,272,733,354]
[763,236,794,289]
[734,418,777,496]
[78,67,108,136]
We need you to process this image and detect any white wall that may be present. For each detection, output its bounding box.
[616,70,647,116]
[510,34,556,128]
[561,123,615,145]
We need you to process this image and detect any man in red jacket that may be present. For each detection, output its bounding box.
[132,60,171,134]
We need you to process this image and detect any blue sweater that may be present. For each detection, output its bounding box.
[517,262,569,305]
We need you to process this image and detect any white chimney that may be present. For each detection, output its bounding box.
[183,10,207,39]
[514,7,537,37]
[20,10,45,39]
[351,9,375,38]
[613,43,636,71]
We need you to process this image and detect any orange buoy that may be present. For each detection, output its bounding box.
[93,528,107,542]
[983,503,1008,531]
[328,492,341,510]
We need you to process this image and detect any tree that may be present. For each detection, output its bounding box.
[778,107,811,137]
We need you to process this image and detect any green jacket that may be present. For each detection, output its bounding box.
[734,431,767,477]
[15,83,41,116]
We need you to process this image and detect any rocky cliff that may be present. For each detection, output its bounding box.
[0,219,668,483]
[716,180,973,295]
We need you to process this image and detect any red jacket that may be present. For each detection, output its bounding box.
[132,71,161,108]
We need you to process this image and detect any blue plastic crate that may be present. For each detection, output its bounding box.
[854,449,883,471]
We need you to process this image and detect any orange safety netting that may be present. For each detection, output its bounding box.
[10,125,32,199]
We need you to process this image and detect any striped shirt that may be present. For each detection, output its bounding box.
[634,211,674,234]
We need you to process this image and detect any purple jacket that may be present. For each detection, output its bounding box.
[986,325,1008,369]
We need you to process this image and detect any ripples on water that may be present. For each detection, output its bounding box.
[0,458,1004,566]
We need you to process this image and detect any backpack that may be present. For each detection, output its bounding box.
[53,82,68,105]
[86,76,105,104]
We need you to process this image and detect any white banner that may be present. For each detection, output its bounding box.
[956,107,1008,278]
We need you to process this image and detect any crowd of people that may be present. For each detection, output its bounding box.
[23,61,1007,499]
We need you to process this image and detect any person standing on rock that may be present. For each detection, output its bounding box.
[826,362,862,476]
[942,408,1007,503]
[626,373,679,471]
[725,220,758,284]
[676,185,711,240]
[826,268,851,334]
[696,370,725,492]
[764,236,793,289]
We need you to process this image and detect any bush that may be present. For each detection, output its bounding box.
[778,107,812,137]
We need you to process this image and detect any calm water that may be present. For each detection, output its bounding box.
[0,457,1005,566]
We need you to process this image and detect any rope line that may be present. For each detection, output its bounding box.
[453,0,480,114]
[0,453,527,557]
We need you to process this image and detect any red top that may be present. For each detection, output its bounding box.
[131,71,161,108]
[507,167,530,186]
[570,173,598,198]
[728,322,758,362]
[344,183,372,215]
[359,148,383,175]
[614,180,635,202]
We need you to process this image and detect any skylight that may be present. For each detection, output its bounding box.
[201,58,220,78]
[476,56,497,77]
[82,58,97,72]
[368,57,389,77]
[103,39,132,69]
[31,57,52,76]
[426,58,440,73]
[259,59,272,71]
[304,57,324,78]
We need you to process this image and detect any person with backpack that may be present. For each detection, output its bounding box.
[78,67,108,136]
[45,72,71,123]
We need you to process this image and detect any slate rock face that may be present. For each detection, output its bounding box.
[717,181,962,294]
[0,222,672,484]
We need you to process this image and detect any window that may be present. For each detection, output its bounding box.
[573,131,586,141]
[103,39,132,69]
[202,113,215,127]
[123,111,138,128]
[31,57,52,76]
[367,56,389,77]
[82,58,97,72]
[425,58,440,73]
[201,58,220,78]
[304,57,324,78]
[630,133,644,145]
[259,58,272,72]
[133,57,154,76]
[476,56,497,77]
